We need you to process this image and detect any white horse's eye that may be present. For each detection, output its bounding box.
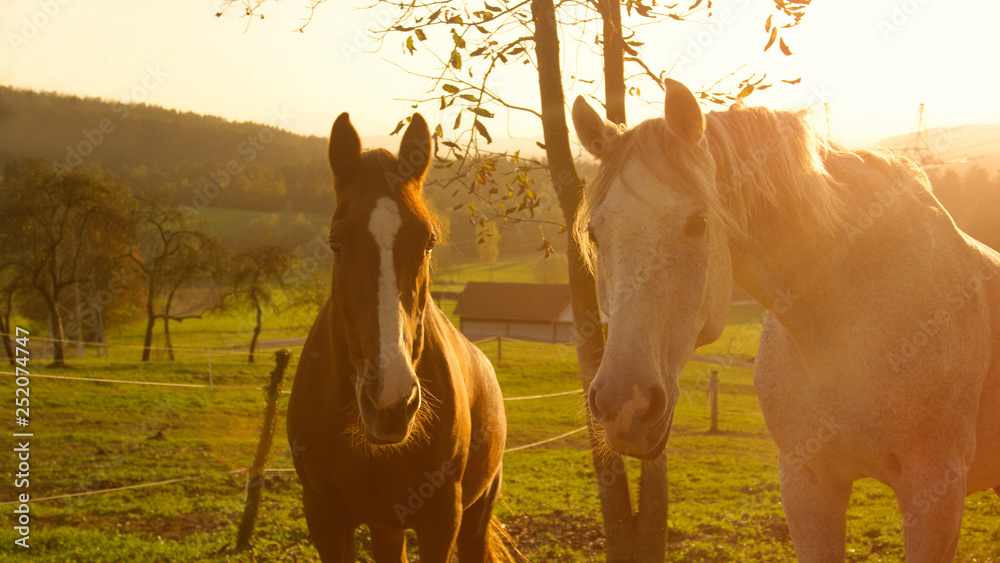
[684,213,708,237]
[587,226,599,246]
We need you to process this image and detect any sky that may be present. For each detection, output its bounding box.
[2,0,1000,152]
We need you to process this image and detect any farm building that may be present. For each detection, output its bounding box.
[453,282,578,343]
[452,281,759,344]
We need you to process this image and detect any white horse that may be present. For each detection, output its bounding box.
[572,79,1000,562]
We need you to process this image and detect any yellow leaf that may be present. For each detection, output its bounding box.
[779,37,793,56]
[764,27,777,51]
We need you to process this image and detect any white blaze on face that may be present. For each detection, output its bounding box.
[368,197,412,407]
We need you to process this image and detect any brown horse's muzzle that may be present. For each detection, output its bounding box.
[358,376,421,444]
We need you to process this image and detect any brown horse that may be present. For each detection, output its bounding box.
[288,112,511,562]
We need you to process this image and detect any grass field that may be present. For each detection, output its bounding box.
[1,287,998,561]
[198,207,332,238]
[432,255,541,293]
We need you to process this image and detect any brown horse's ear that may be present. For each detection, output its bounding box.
[663,78,705,146]
[329,112,362,192]
[398,113,431,184]
[572,96,620,160]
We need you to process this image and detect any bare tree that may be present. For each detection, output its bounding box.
[220,243,295,363]
[0,270,19,364]
[130,191,218,362]
[0,159,135,366]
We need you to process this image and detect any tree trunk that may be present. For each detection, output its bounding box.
[0,299,14,365]
[162,293,176,362]
[531,1,668,560]
[162,315,174,362]
[248,296,262,364]
[599,0,627,127]
[532,1,647,561]
[142,301,156,362]
[45,295,66,366]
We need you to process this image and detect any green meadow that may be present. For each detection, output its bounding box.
[1,284,998,562]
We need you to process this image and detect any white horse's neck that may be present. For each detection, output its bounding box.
[730,234,840,356]
[727,152,975,368]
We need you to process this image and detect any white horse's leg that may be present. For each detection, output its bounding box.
[778,454,852,563]
[895,461,967,563]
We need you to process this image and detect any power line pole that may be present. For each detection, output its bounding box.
[901,103,941,167]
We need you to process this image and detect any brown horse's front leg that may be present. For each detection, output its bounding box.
[457,469,503,563]
[302,488,356,562]
[371,526,407,563]
[412,486,462,563]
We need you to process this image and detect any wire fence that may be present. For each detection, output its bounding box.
[0,370,582,400]
[0,469,248,506]
[1,333,750,513]
[0,370,270,391]
[0,425,592,507]
[0,339,593,508]
[0,332,292,356]
[1,330,310,387]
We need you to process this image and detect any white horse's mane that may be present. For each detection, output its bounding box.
[576,104,926,268]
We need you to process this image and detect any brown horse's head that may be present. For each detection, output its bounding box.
[326,112,438,445]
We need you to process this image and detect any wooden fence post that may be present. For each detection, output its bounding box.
[708,369,719,433]
[235,348,293,552]
[496,335,503,365]
[206,348,213,387]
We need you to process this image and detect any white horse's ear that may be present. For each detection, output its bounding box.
[663,78,705,146]
[572,96,621,160]
[398,113,431,183]
[329,112,362,192]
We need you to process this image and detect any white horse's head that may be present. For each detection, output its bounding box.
[572,79,732,460]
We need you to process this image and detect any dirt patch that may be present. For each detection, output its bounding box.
[120,511,229,540]
[754,513,791,543]
[40,511,228,540]
[504,510,605,561]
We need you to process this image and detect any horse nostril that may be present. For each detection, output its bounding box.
[405,384,420,418]
[360,383,378,409]
[641,386,667,425]
[588,386,603,420]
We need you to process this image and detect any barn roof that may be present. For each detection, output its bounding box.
[453,282,571,322]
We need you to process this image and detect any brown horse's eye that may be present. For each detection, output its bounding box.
[328,235,342,255]
[426,233,437,253]
[684,213,708,238]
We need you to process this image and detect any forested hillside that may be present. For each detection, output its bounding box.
[0,86,569,262]
[0,86,334,214]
